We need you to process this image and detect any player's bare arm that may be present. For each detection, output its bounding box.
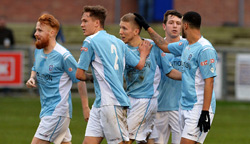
[135,40,152,70]
[26,70,37,88]
[76,68,93,82]
[147,27,170,53]
[134,13,170,53]
[77,81,90,122]
[166,69,182,80]
[203,77,214,111]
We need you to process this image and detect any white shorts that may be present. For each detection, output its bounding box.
[154,111,181,144]
[85,106,129,144]
[34,116,71,143]
[127,97,158,142]
[179,105,215,144]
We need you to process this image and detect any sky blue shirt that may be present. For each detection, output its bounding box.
[77,30,140,108]
[124,42,173,99]
[32,43,79,118]
[168,37,217,113]
[157,39,185,111]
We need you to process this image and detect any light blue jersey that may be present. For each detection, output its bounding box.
[168,37,217,113]
[77,30,140,108]
[32,43,79,118]
[157,39,185,111]
[124,42,173,99]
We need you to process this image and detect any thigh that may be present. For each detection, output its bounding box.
[34,116,70,143]
[127,97,157,142]
[181,105,215,143]
[85,107,104,138]
[154,111,170,144]
[101,105,129,144]
[169,111,181,144]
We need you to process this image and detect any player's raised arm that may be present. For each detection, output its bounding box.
[166,69,182,80]
[134,13,170,53]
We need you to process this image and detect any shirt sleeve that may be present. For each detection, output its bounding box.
[168,40,186,56]
[124,45,140,67]
[63,52,80,83]
[77,39,94,71]
[198,47,217,79]
[156,46,174,75]
[32,49,37,71]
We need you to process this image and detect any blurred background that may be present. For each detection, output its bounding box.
[0,0,250,143]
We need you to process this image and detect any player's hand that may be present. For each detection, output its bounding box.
[134,13,150,30]
[197,110,210,132]
[139,40,152,57]
[26,77,37,88]
[83,106,90,122]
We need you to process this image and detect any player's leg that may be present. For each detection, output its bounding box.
[100,105,129,144]
[180,105,214,144]
[31,137,50,144]
[127,97,157,143]
[169,110,181,144]
[32,116,70,144]
[154,111,171,144]
[83,107,104,144]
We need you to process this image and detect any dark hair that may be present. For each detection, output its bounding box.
[82,5,107,28]
[183,11,201,29]
[38,14,60,34]
[163,10,182,24]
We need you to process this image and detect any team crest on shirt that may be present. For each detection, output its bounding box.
[81,47,88,52]
[49,65,53,71]
[179,42,183,46]
[188,54,192,60]
[161,52,166,57]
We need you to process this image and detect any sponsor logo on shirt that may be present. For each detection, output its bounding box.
[200,60,208,66]
[80,47,88,52]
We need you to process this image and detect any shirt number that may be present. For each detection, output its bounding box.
[111,44,119,70]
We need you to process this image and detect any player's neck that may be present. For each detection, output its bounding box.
[128,35,142,47]
[44,39,56,54]
[165,35,180,43]
[187,29,201,45]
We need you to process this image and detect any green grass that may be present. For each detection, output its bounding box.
[0,96,250,144]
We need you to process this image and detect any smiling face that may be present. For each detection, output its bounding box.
[163,15,182,39]
[34,22,50,49]
[80,12,98,36]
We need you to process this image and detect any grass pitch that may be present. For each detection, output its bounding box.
[0,95,250,144]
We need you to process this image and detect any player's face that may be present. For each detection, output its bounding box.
[163,15,181,39]
[34,22,50,49]
[80,12,97,36]
[119,21,136,44]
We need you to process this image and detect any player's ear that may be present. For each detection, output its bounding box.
[162,23,166,31]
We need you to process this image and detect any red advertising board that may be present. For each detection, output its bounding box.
[0,51,23,87]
